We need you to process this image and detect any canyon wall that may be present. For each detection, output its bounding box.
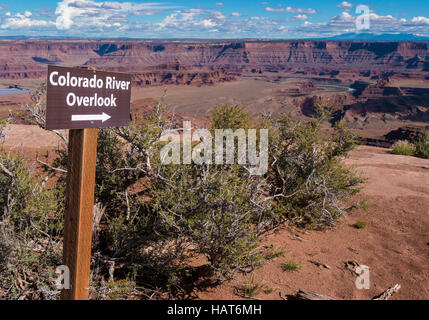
[0,40,427,85]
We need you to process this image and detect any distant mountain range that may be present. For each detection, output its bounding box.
[0,33,428,42]
[0,36,80,40]
[317,33,429,41]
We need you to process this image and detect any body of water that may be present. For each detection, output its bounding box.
[0,88,31,95]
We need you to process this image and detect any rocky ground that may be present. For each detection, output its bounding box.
[3,125,428,300]
[196,146,429,300]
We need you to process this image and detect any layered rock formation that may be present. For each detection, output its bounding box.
[0,40,428,85]
[130,60,236,86]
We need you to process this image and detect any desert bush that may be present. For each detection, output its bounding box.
[94,110,269,284]
[0,116,63,239]
[35,99,191,292]
[266,107,363,228]
[0,117,63,299]
[2,89,363,299]
[151,163,268,280]
[210,104,250,130]
[95,278,138,300]
[0,152,64,237]
[414,130,429,159]
[20,90,272,293]
[0,229,62,300]
[391,140,416,156]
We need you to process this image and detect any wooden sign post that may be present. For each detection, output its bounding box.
[61,128,98,300]
[46,66,131,300]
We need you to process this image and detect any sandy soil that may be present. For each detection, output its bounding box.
[197,146,429,300]
[0,93,31,119]
[2,124,65,150]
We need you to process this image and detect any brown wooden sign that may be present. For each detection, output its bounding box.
[46,65,131,130]
[44,66,132,300]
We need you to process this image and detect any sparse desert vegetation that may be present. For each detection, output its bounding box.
[281,261,302,272]
[391,140,416,156]
[415,130,429,160]
[264,249,286,261]
[236,278,264,298]
[0,87,363,300]
[391,132,429,159]
[354,221,367,229]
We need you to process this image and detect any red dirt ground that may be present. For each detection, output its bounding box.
[3,126,428,300]
[196,146,429,300]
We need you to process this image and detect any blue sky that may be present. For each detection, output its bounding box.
[0,0,428,38]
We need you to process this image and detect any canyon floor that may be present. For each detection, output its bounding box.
[4,72,428,144]
[3,126,429,300]
[130,74,352,118]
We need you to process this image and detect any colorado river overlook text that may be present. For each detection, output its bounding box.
[49,71,131,91]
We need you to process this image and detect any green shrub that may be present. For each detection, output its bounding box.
[95,278,138,300]
[391,140,416,156]
[266,106,363,229]
[358,199,371,212]
[0,151,64,237]
[281,261,302,272]
[0,232,61,300]
[0,143,63,299]
[2,89,364,299]
[210,104,250,130]
[27,98,271,289]
[415,130,429,159]
[354,221,367,229]
[151,163,267,280]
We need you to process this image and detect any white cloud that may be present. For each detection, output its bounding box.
[293,14,309,21]
[337,1,353,8]
[55,0,174,31]
[33,8,56,18]
[0,1,428,38]
[411,16,429,25]
[1,12,56,29]
[332,11,354,22]
[155,9,226,31]
[215,2,224,6]
[265,6,316,14]
[150,8,291,38]
[293,11,429,38]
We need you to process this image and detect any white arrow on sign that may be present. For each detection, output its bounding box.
[71,113,111,123]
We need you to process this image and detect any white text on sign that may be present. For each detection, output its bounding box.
[49,72,131,91]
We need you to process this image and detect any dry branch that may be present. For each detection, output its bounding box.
[0,161,13,177]
[294,289,334,300]
[309,260,331,269]
[372,284,401,300]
